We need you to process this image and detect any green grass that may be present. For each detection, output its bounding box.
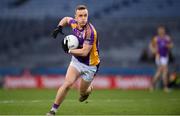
[0,89,180,115]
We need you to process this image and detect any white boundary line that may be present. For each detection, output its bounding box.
[0,98,179,104]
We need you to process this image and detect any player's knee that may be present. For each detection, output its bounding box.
[162,71,168,77]
[159,66,164,72]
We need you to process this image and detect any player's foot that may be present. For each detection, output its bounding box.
[46,111,56,116]
[79,94,89,102]
[79,86,93,102]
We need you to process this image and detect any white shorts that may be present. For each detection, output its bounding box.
[155,56,169,66]
[70,56,98,82]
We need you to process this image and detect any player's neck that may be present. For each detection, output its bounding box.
[159,34,166,38]
[77,23,86,31]
[77,25,83,30]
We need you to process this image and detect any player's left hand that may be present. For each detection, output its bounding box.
[51,25,64,39]
[62,39,69,53]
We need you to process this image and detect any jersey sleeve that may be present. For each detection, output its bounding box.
[151,37,157,46]
[68,19,77,29]
[84,24,94,45]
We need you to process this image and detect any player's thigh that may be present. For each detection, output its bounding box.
[160,62,168,73]
[64,65,80,85]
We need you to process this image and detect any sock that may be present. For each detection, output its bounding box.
[50,103,59,113]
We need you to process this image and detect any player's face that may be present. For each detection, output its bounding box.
[158,27,166,36]
[75,9,88,27]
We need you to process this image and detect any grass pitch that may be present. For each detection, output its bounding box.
[0,89,180,115]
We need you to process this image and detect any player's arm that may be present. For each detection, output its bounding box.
[69,43,92,57]
[58,17,73,27]
[149,37,157,54]
[166,36,173,49]
[51,17,73,38]
[69,25,94,56]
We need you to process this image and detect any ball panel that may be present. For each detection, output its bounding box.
[64,35,79,50]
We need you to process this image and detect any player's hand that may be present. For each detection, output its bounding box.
[62,39,69,53]
[51,25,64,39]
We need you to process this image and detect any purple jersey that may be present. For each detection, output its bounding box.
[68,19,100,66]
[156,36,171,57]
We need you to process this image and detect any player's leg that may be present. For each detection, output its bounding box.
[54,65,80,105]
[161,57,169,92]
[47,65,80,115]
[78,64,98,102]
[162,65,169,92]
[150,56,163,90]
[150,66,162,90]
[79,78,93,102]
[153,67,162,84]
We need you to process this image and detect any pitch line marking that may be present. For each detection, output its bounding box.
[0,98,178,104]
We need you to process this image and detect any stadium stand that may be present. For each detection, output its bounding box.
[0,0,180,70]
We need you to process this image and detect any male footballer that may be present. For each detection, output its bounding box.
[149,25,173,92]
[47,5,100,116]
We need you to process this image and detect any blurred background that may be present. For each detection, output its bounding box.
[0,0,180,89]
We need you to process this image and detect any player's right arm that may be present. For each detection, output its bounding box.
[166,36,173,49]
[51,17,73,39]
[58,17,73,27]
[149,36,158,55]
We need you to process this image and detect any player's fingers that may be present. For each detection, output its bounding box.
[51,31,57,38]
[65,40,68,45]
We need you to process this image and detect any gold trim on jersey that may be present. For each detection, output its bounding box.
[89,25,100,66]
